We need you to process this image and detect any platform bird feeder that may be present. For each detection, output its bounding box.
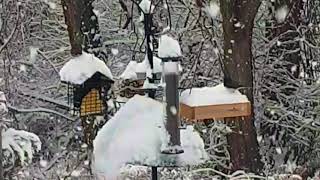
[179,85,251,122]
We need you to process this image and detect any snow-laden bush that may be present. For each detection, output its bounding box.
[2,128,41,168]
[1,91,41,171]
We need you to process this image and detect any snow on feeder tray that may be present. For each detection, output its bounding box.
[59,52,114,117]
[179,84,251,122]
[118,56,162,98]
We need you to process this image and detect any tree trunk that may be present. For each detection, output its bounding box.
[220,0,263,173]
[61,0,83,56]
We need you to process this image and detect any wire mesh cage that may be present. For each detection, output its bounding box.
[66,72,113,117]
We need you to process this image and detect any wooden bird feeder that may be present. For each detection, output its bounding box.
[180,102,251,121]
[179,86,251,122]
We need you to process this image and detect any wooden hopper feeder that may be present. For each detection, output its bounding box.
[179,86,251,122]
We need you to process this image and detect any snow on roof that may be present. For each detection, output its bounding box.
[139,0,154,14]
[120,55,162,80]
[180,84,249,107]
[0,91,8,113]
[120,61,138,80]
[93,95,207,177]
[59,52,113,85]
[158,35,182,58]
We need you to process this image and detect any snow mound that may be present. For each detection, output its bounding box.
[59,52,113,84]
[158,35,182,58]
[180,84,249,107]
[93,95,207,178]
[120,56,162,80]
[139,0,154,14]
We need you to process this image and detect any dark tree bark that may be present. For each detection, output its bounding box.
[220,0,263,173]
[61,0,102,57]
[61,0,83,56]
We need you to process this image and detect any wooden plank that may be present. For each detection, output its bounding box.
[180,103,194,120]
[180,102,251,121]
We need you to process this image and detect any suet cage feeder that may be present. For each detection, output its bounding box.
[65,72,113,117]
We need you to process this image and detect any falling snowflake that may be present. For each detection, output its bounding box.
[275,6,288,23]
[203,1,220,19]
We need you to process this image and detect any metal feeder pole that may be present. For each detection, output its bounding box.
[144,13,158,180]
[161,58,183,154]
[144,13,156,99]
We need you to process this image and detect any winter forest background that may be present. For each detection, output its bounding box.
[0,0,320,179]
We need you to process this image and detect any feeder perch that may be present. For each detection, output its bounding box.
[179,85,251,122]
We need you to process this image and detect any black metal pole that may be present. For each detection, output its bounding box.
[144,14,156,98]
[151,166,158,180]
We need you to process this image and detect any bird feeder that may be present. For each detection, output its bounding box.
[179,85,251,122]
[70,72,113,117]
[160,57,183,155]
[59,52,114,117]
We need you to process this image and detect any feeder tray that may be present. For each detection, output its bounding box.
[180,102,251,121]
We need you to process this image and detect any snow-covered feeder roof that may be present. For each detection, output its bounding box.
[120,56,162,80]
[158,35,182,58]
[93,95,207,177]
[180,84,249,107]
[59,52,113,85]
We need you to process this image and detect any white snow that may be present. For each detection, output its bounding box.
[2,128,41,165]
[139,0,154,14]
[180,83,249,107]
[158,35,182,58]
[120,61,138,80]
[59,52,113,84]
[120,56,162,80]
[29,46,39,62]
[111,48,119,56]
[203,1,220,19]
[163,61,179,74]
[275,6,288,23]
[143,80,158,89]
[0,91,8,113]
[43,0,56,9]
[93,95,207,178]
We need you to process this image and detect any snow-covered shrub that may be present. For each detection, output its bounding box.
[2,128,41,169]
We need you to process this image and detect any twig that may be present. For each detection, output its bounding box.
[7,105,75,122]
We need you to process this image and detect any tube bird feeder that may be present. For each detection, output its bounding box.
[160,57,183,154]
